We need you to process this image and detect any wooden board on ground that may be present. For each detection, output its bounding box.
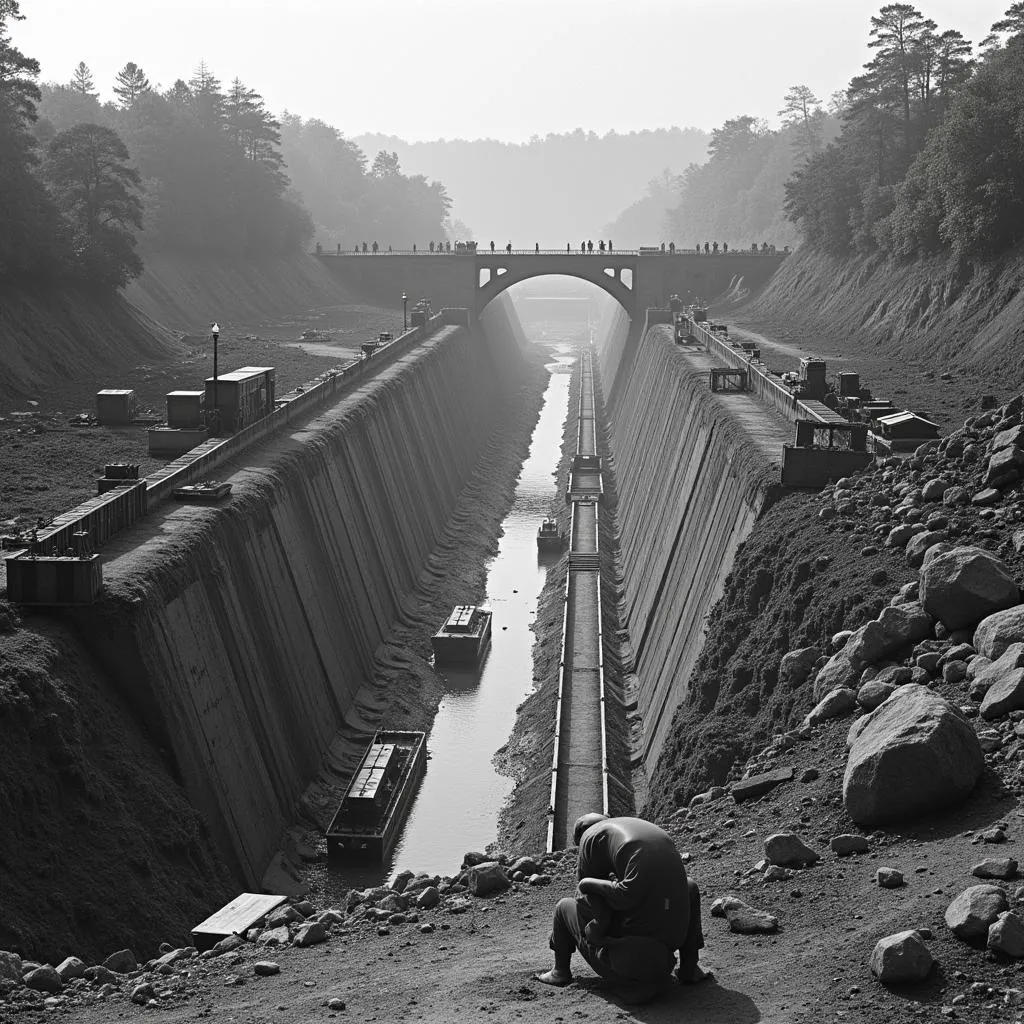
[191,892,287,951]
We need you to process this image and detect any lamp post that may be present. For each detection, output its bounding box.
[210,321,220,431]
[402,292,408,333]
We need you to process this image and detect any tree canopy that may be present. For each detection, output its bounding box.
[784,2,1024,261]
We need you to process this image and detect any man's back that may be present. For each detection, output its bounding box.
[577,817,688,949]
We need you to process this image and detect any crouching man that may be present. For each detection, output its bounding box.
[535,813,709,1003]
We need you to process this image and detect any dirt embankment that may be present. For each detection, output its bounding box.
[125,252,356,336]
[726,246,1024,430]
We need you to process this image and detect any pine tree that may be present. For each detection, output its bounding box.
[112,62,150,108]
[371,150,401,177]
[70,60,96,96]
[189,61,224,130]
[992,2,1024,40]
[778,84,824,162]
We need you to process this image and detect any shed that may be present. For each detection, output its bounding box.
[876,410,940,440]
[96,389,136,426]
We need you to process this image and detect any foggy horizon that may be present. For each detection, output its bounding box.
[12,0,1011,143]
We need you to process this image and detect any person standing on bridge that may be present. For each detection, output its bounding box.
[587,239,593,253]
[599,240,605,253]
[535,242,540,253]
[490,240,495,252]
[535,814,709,1004]
[506,241,513,254]
[580,241,586,253]
[608,239,613,252]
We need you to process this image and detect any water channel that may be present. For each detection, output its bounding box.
[375,339,575,879]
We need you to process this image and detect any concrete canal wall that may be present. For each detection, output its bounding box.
[76,299,527,885]
[600,321,785,794]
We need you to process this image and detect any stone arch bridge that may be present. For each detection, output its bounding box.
[315,248,788,320]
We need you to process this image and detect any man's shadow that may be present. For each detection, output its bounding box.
[572,975,761,1022]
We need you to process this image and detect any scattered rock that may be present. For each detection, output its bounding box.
[293,921,328,947]
[974,607,1024,661]
[102,949,137,974]
[416,886,441,910]
[23,966,62,994]
[843,685,984,826]
[732,767,794,803]
[779,647,821,687]
[831,834,870,856]
[978,645,1024,719]
[857,680,896,712]
[869,930,933,984]
[919,546,1020,630]
[510,857,541,876]
[945,885,1009,943]
[327,997,346,1010]
[799,768,820,783]
[447,898,472,914]
[466,861,510,897]
[877,867,906,889]
[804,687,858,726]
[716,897,779,934]
[764,832,820,867]
[254,961,281,976]
[528,874,552,886]
[988,912,1024,958]
[973,859,1018,881]
[0,951,22,986]
[130,982,156,1005]
[55,957,86,982]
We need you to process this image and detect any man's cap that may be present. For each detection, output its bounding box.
[573,812,609,845]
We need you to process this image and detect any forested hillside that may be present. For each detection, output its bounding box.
[608,3,1024,261]
[0,0,453,300]
[354,128,709,245]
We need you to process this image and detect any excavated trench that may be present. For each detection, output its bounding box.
[1,291,796,960]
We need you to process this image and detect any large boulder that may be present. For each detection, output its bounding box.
[803,687,857,727]
[988,911,1024,958]
[869,930,933,984]
[843,685,984,826]
[945,885,1009,943]
[974,606,1024,661]
[919,547,1020,630]
[0,951,22,986]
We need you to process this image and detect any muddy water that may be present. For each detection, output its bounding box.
[379,343,575,877]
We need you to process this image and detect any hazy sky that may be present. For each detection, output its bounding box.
[12,0,1012,142]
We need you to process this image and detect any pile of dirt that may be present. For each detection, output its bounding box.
[0,603,235,965]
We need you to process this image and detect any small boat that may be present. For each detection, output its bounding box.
[431,605,492,663]
[326,730,427,864]
[172,481,232,502]
[537,518,563,552]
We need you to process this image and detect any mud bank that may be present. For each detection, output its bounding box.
[599,322,789,803]
[45,303,528,890]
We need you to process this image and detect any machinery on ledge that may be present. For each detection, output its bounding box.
[172,481,233,502]
[326,731,427,863]
[537,518,563,552]
[362,332,394,357]
[431,604,493,663]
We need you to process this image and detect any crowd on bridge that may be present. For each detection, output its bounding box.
[314,239,789,256]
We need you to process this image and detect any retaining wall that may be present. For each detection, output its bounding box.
[600,322,782,785]
[74,306,526,885]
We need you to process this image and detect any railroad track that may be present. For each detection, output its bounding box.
[547,347,610,851]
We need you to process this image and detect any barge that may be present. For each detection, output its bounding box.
[431,605,493,663]
[537,518,563,552]
[326,730,427,864]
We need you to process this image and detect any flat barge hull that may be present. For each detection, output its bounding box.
[326,730,427,864]
[431,606,493,663]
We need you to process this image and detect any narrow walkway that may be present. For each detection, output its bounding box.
[549,348,608,850]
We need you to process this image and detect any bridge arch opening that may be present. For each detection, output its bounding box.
[475,259,635,317]
[483,275,630,355]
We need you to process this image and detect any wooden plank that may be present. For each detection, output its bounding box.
[191,892,287,950]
